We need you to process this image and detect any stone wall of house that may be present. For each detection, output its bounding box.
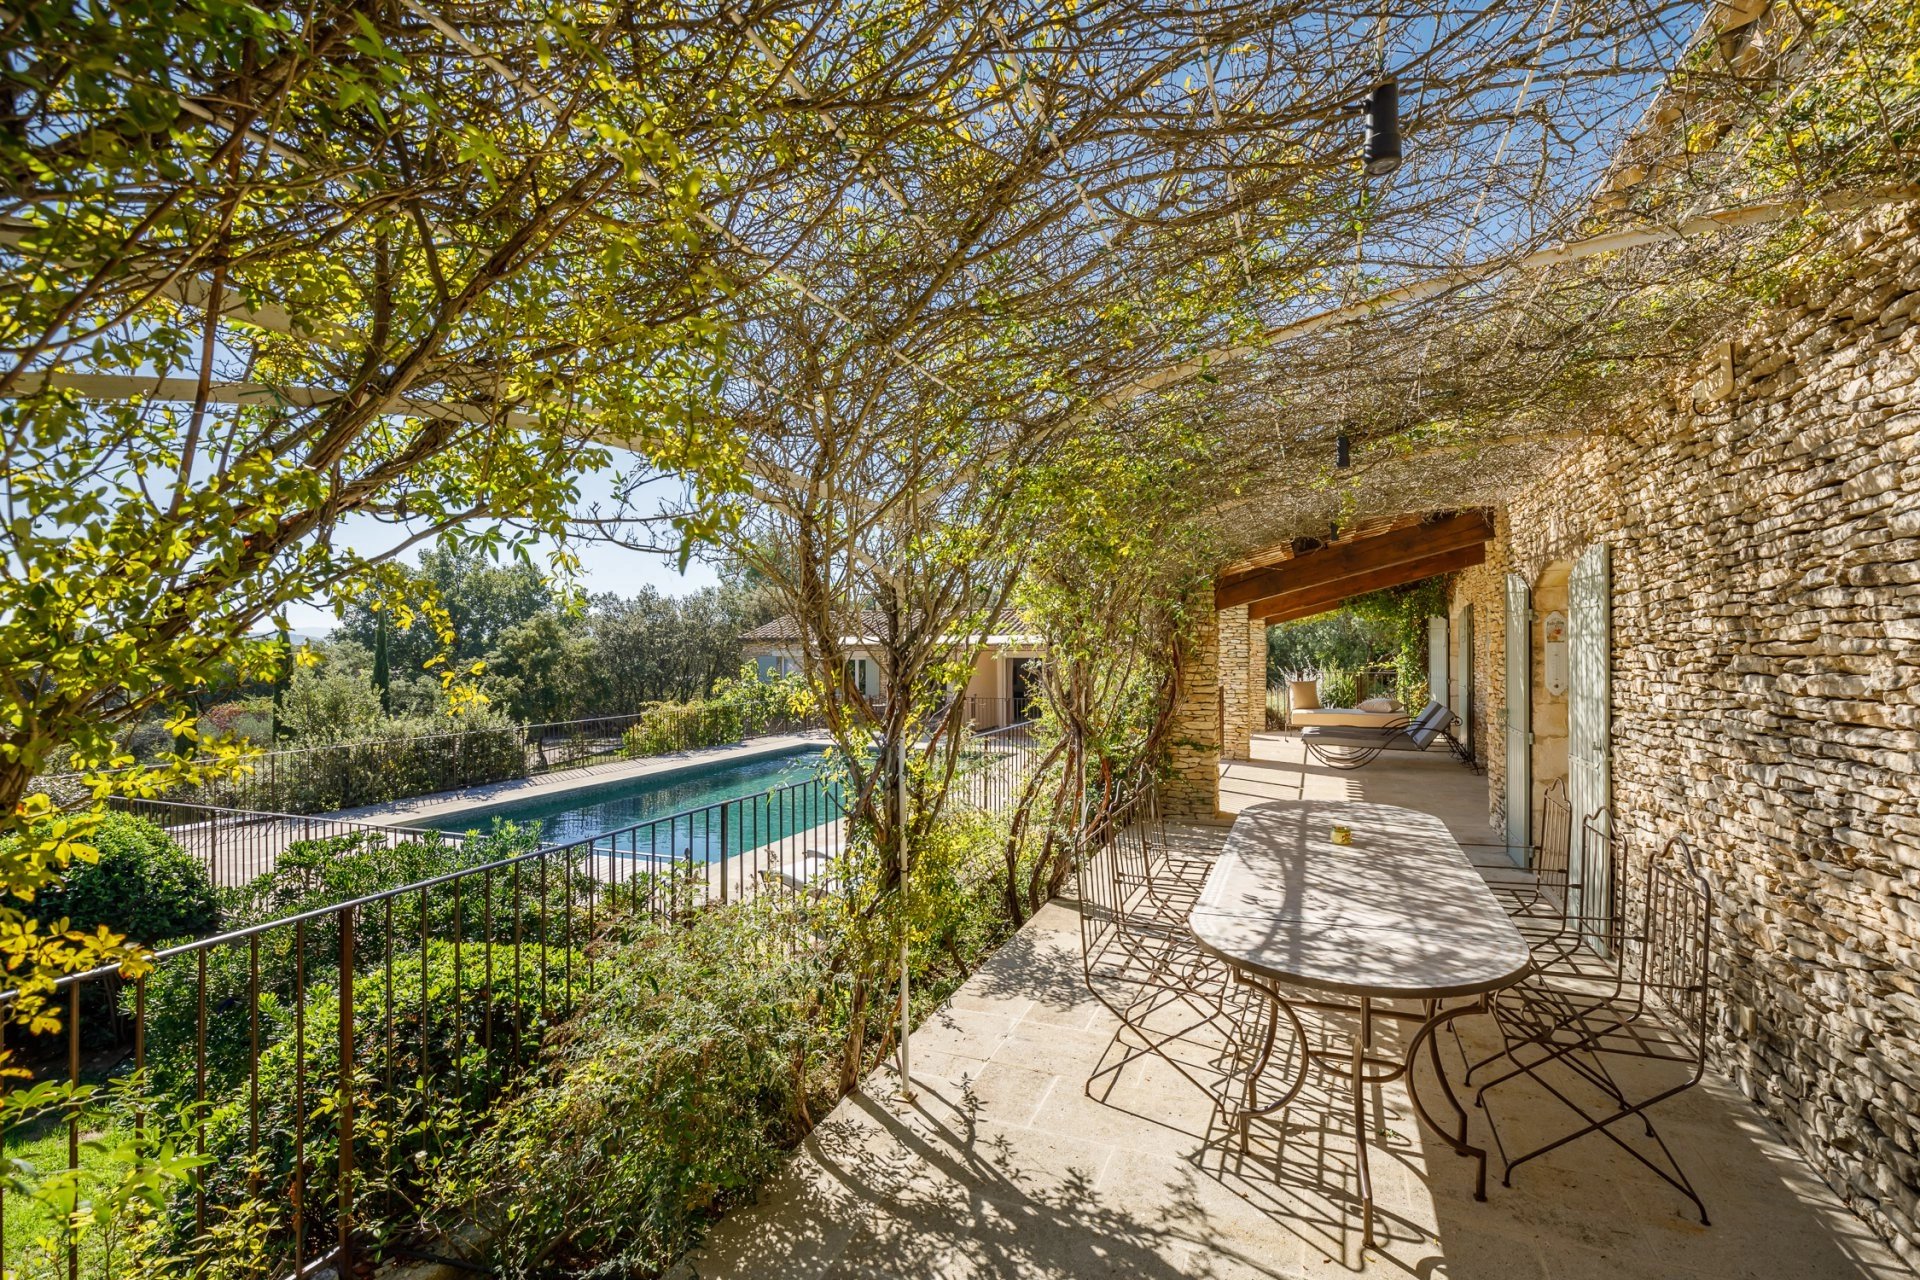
[1448,524,1513,834]
[1220,605,1254,761]
[1455,211,1920,1260]
[1165,606,1223,817]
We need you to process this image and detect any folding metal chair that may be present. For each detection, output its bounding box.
[1474,835,1715,1222]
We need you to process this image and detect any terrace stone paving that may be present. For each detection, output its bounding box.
[679,733,1913,1279]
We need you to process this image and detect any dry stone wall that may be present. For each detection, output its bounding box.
[1248,617,1269,735]
[1448,522,1514,829]
[1165,606,1223,817]
[1458,211,1920,1260]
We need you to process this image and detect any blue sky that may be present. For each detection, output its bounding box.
[278,450,722,633]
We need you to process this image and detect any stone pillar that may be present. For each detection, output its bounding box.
[1248,616,1268,736]
[1164,608,1221,817]
[1218,605,1253,762]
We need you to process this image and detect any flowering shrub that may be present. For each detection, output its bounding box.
[438,808,1015,1276]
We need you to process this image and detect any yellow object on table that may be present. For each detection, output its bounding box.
[1331,825,1353,846]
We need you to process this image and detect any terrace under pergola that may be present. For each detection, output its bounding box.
[685,742,1910,1279]
[5,0,1919,1275]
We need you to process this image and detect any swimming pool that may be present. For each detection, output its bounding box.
[423,746,835,852]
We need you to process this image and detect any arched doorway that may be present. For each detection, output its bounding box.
[1529,560,1574,830]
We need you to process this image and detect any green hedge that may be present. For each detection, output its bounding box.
[12,811,218,946]
[620,699,746,757]
[620,668,816,759]
[196,720,528,814]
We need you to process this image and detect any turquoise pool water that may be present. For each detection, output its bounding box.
[424,746,833,855]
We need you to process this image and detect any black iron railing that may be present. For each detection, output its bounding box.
[0,725,1038,1278]
[3,830,591,1278]
[955,721,1040,813]
[0,776,856,1278]
[111,796,467,889]
[957,695,1042,730]
[556,772,851,911]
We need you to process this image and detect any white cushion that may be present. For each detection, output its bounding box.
[1358,697,1399,713]
[1292,708,1403,728]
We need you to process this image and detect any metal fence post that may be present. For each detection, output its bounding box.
[719,803,730,904]
[337,904,355,1271]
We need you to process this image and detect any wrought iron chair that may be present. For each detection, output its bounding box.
[1078,787,1261,1105]
[1474,834,1715,1223]
[1485,780,1598,960]
[1080,790,1213,994]
[1464,805,1625,1082]
[1135,782,1212,912]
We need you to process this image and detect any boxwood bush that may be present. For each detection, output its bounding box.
[19,811,218,946]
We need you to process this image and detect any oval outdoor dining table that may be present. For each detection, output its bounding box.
[1188,798,1534,1250]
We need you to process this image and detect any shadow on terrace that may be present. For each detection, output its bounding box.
[680,732,1912,1280]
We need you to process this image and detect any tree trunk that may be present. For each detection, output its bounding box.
[838,975,869,1096]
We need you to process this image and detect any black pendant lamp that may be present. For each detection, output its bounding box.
[1363,80,1402,177]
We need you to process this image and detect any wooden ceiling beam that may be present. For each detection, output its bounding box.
[1215,510,1492,612]
[1256,543,1487,623]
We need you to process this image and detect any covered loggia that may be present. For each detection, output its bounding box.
[1152,168,1920,1270]
[1169,511,1495,813]
[5,0,1915,1269]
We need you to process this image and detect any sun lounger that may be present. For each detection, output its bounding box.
[1300,701,1463,769]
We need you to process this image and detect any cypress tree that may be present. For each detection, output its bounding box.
[373,611,392,716]
[272,625,292,740]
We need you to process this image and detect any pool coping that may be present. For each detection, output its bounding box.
[317,731,834,830]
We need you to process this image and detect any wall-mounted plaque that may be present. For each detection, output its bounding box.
[1543,609,1569,696]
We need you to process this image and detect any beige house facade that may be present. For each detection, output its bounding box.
[741,614,1046,729]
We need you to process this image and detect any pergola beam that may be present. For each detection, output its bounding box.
[1255,542,1487,623]
[1216,510,1492,612]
